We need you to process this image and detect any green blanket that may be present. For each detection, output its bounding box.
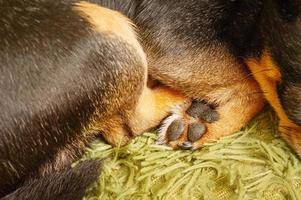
[81,109,301,200]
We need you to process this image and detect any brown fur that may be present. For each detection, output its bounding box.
[74,1,145,61]
[147,42,265,149]
[246,50,301,156]
[73,2,188,146]
[2,0,300,198]
[75,9,267,150]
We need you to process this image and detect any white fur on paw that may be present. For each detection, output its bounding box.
[156,102,191,145]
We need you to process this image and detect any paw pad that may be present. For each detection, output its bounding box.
[157,100,219,150]
[188,123,206,142]
[167,119,185,141]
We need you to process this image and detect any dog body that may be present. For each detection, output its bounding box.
[0,1,150,198]
[0,0,300,199]
[127,0,301,151]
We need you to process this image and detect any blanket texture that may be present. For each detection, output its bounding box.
[81,109,301,200]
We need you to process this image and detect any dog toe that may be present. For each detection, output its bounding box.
[167,119,185,141]
[188,122,206,142]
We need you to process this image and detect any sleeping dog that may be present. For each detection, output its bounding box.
[1,0,300,199]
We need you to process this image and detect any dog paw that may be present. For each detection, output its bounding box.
[156,100,219,150]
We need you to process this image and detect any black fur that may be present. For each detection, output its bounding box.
[131,0,301,125]
[260,1,301,126]
[0,0,145,198]
[104,0,301,127]
[2,160,101,200]
[1,0,300,199]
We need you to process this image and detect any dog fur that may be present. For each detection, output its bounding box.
[0,0,300,199]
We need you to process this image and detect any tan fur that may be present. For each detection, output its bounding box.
[73,2,188,146]
[73,3,267,149]
[159,79,265,149]
[92,115,132,146]
[193,80,265,148]
[146,44,249,98]
[127,86,187,135]
[86,85,187,146]
[73,1,146,64]
[146,40,266,148]
[246,50,301,156]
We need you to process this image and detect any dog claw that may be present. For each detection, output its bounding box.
[178,141,193,150]
[155,140,165,145]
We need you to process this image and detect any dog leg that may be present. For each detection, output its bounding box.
[157,79,265,149]
[74,2,187,146]
[246,50,301,156]
[89,85,187,146]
